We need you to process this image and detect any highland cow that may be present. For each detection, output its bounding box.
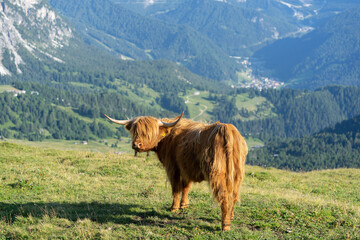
[104,112,248,231]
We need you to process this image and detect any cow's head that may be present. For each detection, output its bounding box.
[104,112,183,152]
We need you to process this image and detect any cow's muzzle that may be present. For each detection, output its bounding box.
[132,142,143,151]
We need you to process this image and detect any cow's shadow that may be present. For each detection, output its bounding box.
[0,202,218,230]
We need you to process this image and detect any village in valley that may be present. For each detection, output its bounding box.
[230,56,284,90]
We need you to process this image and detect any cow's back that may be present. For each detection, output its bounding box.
[158,120,247,184]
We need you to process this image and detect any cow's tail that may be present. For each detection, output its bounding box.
[224,124,247,191]
[210,123,247,198]
[210,123,248,229]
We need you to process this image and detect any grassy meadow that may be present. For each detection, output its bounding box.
[0,85,19,93]
[181,89,276,124]
[0,141,359,239]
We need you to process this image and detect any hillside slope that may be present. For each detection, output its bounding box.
[154,0,298,56]
[48,0,239,81]
[0,142,359,238]
[253,5,360,89]
[248,114,360,171]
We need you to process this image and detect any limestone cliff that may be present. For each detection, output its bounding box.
[0,0,72,75]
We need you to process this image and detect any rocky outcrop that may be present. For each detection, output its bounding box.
[0,0,72,75]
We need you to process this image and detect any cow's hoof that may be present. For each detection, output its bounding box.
[180,204,189,209]
[222,224,231,231]
[170,207,179,212]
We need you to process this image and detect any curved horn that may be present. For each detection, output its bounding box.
[104,114,131,125]
[159,112,184,127]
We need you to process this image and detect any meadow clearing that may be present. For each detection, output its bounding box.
[0,141,359,239]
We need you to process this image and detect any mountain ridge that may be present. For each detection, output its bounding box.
[253,5,360,89]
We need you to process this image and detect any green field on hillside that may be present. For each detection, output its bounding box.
[181,89,276,123]
[235,93,277,121]
[6,138,133,154]
[181,90,215,122]
[0,85,19,93]
[0,141,358,239]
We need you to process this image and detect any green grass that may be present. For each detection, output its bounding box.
[180,89,277,123]
[111,81,164,114]
[69,80,163,115]
[6,138,133,153]
[245,137,264,149]
[0,141,359,239]
[236,70,252,84]
[69,82,97,89]
[180,89,216,122]
[0,85,19,93]
[235,93,277,121]
[0,121,15,130]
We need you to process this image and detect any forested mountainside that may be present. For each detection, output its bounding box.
[0,55,226,141]
[247,115,360,171]
[1,0,360,174]
[0,78,196,141]
[114,0,360,29]
[213,86,360,140]
[48,0,239,81]
[0,0,228,142]
[253,5,360,89]
[153,0,297,56]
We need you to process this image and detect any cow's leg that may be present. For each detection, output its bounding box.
[134,151,138,157]
[230,160,245,220]
[180,181,192,209]
[169,167,182,212]
[211,176,232,231]
[230,172,241,220]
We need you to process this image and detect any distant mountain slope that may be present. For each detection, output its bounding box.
[114,0,360,56]
[235,0,360,25]
[228,86,360,141]
[0,0,224,94]
[153,0,298,56]
[48,0,239,81]
[253,5,360,89]
[114,0,360,27]
[0,0,72,76]
[248,114,360,171]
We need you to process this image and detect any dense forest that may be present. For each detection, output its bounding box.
[247,115,360,171]
[211,86,360,140]
[0,81,167,141]
[0,91,111,141]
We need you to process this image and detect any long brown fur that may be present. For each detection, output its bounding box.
[115,115,247,231]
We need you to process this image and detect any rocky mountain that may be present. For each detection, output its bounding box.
[0,0,72,76]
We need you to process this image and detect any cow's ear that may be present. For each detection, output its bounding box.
[125,122,132,131]
[159,127,169,137]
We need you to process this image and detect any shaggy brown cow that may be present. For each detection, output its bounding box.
[104,113,248,231]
